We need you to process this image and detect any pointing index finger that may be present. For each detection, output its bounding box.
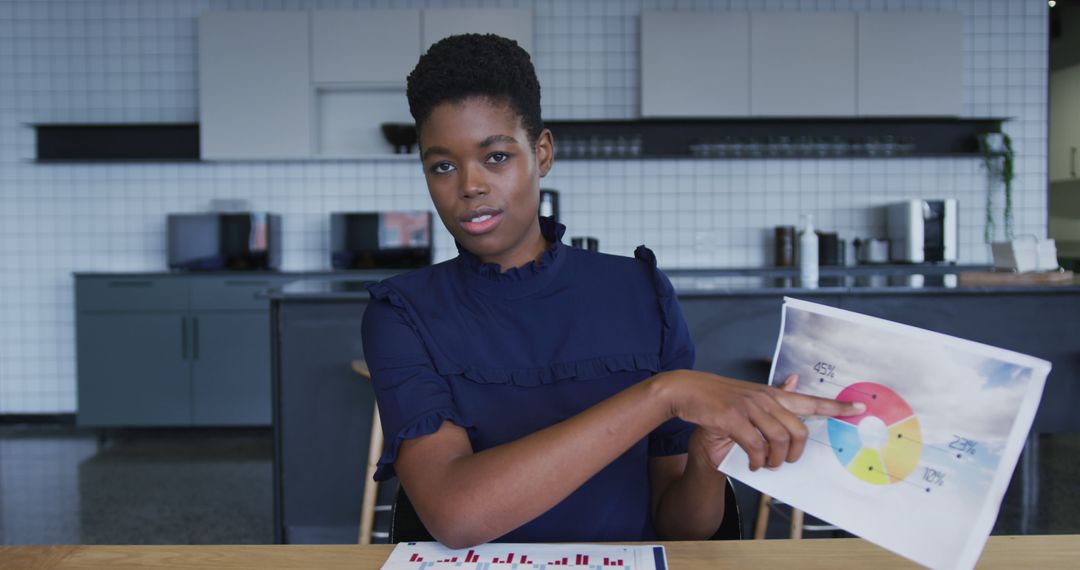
[776,390,866,418]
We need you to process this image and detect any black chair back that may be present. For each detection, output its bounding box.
[710,478,743,540]
[389,487,434,543]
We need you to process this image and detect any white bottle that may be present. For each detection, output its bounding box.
[799,214,819,285]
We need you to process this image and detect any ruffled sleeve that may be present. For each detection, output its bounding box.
[362,282,473,481]
[635,246,697,456]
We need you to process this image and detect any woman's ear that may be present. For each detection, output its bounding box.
[535,128,554,177]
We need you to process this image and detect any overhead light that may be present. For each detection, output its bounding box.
[1049,0,1055,7]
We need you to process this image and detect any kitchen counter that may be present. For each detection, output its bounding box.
[265,269,1080,300]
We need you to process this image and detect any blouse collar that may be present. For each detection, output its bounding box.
[455,216,568,298]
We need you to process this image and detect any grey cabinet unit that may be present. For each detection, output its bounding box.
[273,299,380,544]
[76,274,291,427]
[77,312,192,426]
[856,12,962,116]
[640,11,751,118]
[749,13,856,117]
[198,12,312,160]
[1050,64,1080,182]
[190,312,272,425]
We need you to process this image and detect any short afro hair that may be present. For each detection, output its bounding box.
[407,33,544,146]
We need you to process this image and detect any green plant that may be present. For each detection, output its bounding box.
[980,132,1010,241]
[978,132,1014,242]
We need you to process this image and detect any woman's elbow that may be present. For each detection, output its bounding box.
[422,509,491,550]
[427,521,487,550]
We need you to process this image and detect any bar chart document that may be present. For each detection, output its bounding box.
[720,298,1050,570]
[381,543,667,570]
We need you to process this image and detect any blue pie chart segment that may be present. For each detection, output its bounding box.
[827,418,862,467]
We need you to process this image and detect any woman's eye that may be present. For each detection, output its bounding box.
[430,162,455,175]
[487,152,509,164]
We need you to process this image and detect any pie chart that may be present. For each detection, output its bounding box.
[827,382,922,485]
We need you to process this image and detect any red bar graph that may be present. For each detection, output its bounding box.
[393,543,659,569]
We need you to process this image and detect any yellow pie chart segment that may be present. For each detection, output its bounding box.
[847,448,890,485]
[884,416,922,483]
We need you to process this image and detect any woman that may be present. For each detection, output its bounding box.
[361,34,863,549]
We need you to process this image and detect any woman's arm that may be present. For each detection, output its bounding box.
[648,430,730,540]
[648,374,807,539]
[394,371,862,548]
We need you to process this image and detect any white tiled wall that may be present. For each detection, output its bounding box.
[0,0,1049,413]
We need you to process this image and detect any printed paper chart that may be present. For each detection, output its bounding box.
[719,297,1050,570]
[381,542,667,570]
[827,382,922,485]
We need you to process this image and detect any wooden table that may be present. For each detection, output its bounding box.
[3,536,1079,569]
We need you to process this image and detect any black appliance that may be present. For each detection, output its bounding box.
[539,189,560,222]
[167,212,281,271]
[330,211,433,269]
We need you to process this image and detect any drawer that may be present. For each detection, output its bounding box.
[76,277,190,312]
[190,276,293,311]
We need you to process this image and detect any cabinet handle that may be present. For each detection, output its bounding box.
[225,280,270,287]
[108,280,152,288]
[1072,147,1077,178]
[192,316,199,361]
[181,317,188,360]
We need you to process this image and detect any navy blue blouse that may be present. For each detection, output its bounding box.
[361,216,696,542]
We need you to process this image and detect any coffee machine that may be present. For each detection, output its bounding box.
[886,199,958,263]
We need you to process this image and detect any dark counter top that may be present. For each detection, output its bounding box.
[265,270,1080,301]
[72,269,397,279]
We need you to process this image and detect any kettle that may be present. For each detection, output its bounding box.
[854,238,890,264]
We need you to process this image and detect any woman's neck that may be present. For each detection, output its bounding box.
[480,224,550,273]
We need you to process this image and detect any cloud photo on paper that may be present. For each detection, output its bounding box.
[720,298,1049,570]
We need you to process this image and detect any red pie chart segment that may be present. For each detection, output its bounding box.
[833,382,915,426]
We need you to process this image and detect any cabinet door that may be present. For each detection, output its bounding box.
[641,12,750,118]
[77,314,191,426]
[750,13,855,116]
[857,13,962,116]
[199,12,312,159]
[190,312,271,426]
[421,9,533,54]
[312,10,420,84]
[1050,64,1080,182]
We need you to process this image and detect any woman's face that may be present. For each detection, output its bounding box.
[418,97,554,269]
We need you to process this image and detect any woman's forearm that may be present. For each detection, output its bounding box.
[398,373,675,548]
[651,430,729,539]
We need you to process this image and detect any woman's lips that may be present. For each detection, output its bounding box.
[461,211,503,235]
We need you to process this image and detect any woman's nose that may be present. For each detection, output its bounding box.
[459,164,489,198]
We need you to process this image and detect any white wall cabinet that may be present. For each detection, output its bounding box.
[312,10,421,85]
[1050,64,1080,182]
[199,8,534,160]
[641,12,750,118]
[750,13,856,117]
[422,9,533,54]
[641,11,960,119]
[198,12,312,160]
[857,12,962,117]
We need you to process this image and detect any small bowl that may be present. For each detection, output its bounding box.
[381,123,418,154]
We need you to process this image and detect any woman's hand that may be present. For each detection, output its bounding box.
[659,371,864,472]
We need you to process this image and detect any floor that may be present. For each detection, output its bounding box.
[0,425,1077,545]
[0,425,273,545]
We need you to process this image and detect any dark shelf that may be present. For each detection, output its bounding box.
[546,117,1006,160]
[29,117,1006,162]
[32,123,199,161]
